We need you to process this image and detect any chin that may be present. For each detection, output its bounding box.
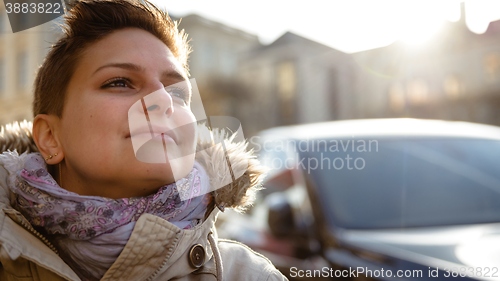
[142,157,194,185]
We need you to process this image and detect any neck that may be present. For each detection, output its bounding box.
[58,162,170,199]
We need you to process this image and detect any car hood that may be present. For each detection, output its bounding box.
[335,222,500,270]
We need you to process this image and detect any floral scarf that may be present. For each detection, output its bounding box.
[3,152,210,280]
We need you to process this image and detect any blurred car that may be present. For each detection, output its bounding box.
[218,118,500,280]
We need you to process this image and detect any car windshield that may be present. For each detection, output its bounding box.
[298,137,500,229]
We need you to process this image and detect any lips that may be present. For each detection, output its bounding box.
[128,126,178,144]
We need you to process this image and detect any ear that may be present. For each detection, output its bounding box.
[32,114,64,164]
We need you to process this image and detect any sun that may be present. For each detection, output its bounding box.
[394,1,451,48]
[399,19,446,47]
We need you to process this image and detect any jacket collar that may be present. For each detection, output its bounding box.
[102,208,220,280]
[0,203,81,280]
[0,197,221,281]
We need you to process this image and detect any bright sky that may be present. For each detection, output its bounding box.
[153,0,500,53]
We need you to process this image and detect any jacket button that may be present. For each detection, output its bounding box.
[188,244,205,268]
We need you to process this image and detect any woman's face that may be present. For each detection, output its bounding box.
[56,28,196,198]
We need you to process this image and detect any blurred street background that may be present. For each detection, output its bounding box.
[2,2,500,279]
[169,0,500,138]
[1,0,500,137]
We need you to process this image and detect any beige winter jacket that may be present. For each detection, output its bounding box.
[0,121,287,281]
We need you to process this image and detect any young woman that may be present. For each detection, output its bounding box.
[0,1,286,280]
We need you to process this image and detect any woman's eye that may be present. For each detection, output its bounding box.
[101,78,132,89]
[166,87,190,105]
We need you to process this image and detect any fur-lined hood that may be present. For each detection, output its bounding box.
[0,120,265,212]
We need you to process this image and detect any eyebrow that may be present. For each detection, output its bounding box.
[93,62,187,84]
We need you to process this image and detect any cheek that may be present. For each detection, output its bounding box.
[175,107,196,130]
[174,110,197,155]
[81,98,129,127]
[64,98,105,127]
[62,102,124,148]
[178,106,197,123]
[185,123,197,149]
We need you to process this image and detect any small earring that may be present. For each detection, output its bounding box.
[45,153,58,161]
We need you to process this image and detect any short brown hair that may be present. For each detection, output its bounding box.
[33,0,191,117]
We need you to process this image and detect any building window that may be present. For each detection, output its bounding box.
[220,48,235,77]
[201,42,215,71]
[17,53,28,89]
[389,82,405,111]
[443,75,463,98]
[484,53,500,81]
[407,79,428,105]
[277,61,296,101]
[276,61,296,124]
[0,11,4,33]
[0,60,4,95]
[328,68,339,119]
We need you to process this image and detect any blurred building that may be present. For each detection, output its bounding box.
[237,32,355,135]
[236,4,500,133]
[351,5,500,125]
[177,9,500,136]
[0,3,61,126]
[3,5,499,133]
[176,14,261,121]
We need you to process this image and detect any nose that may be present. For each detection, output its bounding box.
[142,87,174,118]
